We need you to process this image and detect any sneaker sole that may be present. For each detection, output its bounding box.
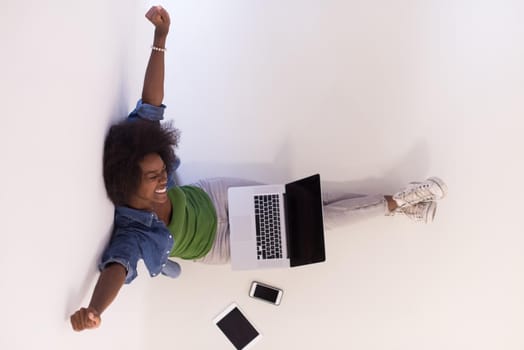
[427,177,448,200]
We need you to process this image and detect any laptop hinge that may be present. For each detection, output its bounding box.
[283,192,292,259]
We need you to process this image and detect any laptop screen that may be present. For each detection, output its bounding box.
[284,174,326,267]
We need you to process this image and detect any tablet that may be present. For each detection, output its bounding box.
[213,303,261,349]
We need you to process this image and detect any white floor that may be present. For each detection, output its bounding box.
[2,1,524,349]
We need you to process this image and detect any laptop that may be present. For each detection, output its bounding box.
[228,174,326,270]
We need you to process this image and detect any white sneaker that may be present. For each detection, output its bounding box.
[393,177,448,207]
[395,201,437,224]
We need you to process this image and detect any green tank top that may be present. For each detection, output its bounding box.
[167,186,217,260]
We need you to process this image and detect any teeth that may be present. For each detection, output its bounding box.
[155,187,167,194]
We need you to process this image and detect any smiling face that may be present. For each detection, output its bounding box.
[128,153,169,210]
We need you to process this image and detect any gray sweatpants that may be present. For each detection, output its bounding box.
[191,177,387,264]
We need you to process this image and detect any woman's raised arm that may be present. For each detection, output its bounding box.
[141,6,171,106]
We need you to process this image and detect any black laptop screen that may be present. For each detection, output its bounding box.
[284,174,326,267]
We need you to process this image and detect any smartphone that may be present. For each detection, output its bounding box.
[249,281,283,305]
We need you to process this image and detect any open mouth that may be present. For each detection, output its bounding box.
[155,187,167,194]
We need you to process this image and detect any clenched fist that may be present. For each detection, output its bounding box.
[146,5,171,37]
[70,307,101,332]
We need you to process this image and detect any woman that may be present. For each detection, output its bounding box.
[70,6,447,332]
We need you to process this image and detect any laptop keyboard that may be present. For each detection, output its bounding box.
[254,194,283,260]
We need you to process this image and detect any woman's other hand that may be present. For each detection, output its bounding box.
[70,307,101,331]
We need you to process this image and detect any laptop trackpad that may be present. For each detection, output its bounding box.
[230,216,254,242]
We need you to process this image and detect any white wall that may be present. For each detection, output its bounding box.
[1,1,523,349]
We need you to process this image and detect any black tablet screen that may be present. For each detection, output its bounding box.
[216,307,259,349]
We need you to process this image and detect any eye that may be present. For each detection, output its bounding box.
[148,175,160,181]
[146,165,167,181]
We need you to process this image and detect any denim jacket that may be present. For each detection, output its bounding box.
[99,100,181,284]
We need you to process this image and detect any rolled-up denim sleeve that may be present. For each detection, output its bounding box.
[99,232,141,284]
[127,99,166,122]
[167,156,181,189]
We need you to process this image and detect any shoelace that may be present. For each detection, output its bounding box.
[397,184,434,204]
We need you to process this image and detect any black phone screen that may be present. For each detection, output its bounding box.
[254,284,279,303]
